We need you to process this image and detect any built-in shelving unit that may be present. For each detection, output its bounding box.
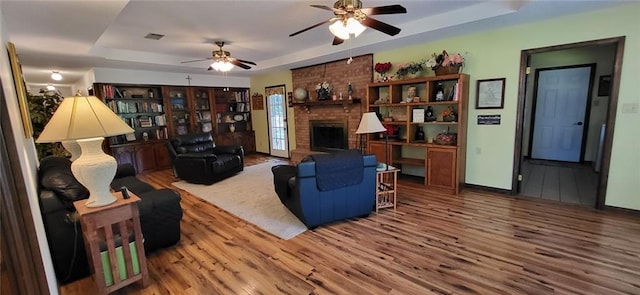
[95,83,255,173]
[365,74,469,194]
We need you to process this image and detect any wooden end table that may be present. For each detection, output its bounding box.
[376,167,400,212]
[73,191,149,294]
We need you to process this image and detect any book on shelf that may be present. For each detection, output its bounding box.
[139,116,153,127]
[125,133,136,141]
[155,114,166,126]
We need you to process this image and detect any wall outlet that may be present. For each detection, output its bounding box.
[622,103,639,114]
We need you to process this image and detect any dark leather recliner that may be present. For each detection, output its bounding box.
[167,132,244,185]
[38,156,183,284]
[271,149,377,228]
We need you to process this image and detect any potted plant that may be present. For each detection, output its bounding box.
[315,81,332,101]
[395,61,425,79]
[374,62,392,82]
[426,50,466,76]
[28,88,68,159]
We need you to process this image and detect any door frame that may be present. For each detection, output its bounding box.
[528,63,596,162]
[264,84,290,158]
[512,36,625,209]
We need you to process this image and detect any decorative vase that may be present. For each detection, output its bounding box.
[294,88,308,101]
[434,64,461,76]
[404,72,421,79]
[229,124,236,132]
[377,72,389,82]
[317,90,330,101]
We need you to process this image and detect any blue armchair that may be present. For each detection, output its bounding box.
[271,150,377,228]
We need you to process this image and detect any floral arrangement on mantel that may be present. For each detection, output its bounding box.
[426,50,467,75]
[315,81,333,101]
[374,62,392,82]
[395,60,425,78]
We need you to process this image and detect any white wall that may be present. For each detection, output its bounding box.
[0,11,58,295]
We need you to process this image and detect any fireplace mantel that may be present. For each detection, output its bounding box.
[292,98,361,113]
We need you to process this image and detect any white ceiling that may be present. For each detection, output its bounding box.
[1,0,625,87]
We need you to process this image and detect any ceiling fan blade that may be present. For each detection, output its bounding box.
[181,57,212,64]
[311,4,345,14]
[290,18,333,37]
[360,5,407,15]
[362,17,401,36]
[230,59,252,70]
[235,58,256,66]
[332,36,344,46]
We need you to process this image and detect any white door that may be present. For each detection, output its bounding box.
[266,89,289,158]
[531,66,591,162]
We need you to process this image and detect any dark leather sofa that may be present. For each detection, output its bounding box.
[167,132,244,185]
[38,156,183,284]
[271,149,377,228]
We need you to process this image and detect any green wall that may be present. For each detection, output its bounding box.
[251,3,640,210]
[250,70,295,154]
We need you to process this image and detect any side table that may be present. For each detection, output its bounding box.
[73,191,149,294]
[376,167,400,212]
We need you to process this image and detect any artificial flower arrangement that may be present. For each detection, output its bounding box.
[374,62,392,81]
[315,81,333,100]
[395,60,425,78]
[425,50,466,70]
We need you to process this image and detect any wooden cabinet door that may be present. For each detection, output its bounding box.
[112,146,135,168]
[134,144,156,173]
[369,142,392,165]
[427,147,457,191]
[153,142,172,169]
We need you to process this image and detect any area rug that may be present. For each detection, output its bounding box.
[172,162,307,240]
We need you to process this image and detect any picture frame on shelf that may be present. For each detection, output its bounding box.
[476,78,505,109]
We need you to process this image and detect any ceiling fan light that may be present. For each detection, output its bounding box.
[346,17,366,37]
[51,71,63,81]
[329,21,350,40]
[210,60,235,72]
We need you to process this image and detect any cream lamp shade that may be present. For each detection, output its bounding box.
[356,112,389,169]
[356,112,386,134]
[36,95,134,207]
[36,95,134,142]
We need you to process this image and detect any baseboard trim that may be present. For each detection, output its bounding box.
[604,205,640,216]
[464,183,512,195]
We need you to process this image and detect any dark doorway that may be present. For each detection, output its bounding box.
[513,37,624,209]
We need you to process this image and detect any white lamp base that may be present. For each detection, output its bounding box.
[61,140,81,161]
[71,137,117,207]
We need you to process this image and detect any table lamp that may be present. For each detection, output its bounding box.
[356,112,388,168]
[36,94,134,207]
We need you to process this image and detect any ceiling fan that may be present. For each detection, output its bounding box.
[181,41,256,71]
[289,0,407,45]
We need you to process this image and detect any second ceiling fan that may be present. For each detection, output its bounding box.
[290,0,407,45]
[181,41,256,71]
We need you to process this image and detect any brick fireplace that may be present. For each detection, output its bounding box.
[290,54,372,163]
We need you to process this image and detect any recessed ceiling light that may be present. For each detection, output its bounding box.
[144,33,165,40]
[51,71,62,81]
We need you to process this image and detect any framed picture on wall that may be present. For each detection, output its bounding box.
[7,42,33,138]
[476,78,506,109]
[597,75,611,96]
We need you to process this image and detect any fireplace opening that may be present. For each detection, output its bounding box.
[310,119,348,152]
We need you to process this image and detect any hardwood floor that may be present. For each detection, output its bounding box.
[60,154,640,294]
